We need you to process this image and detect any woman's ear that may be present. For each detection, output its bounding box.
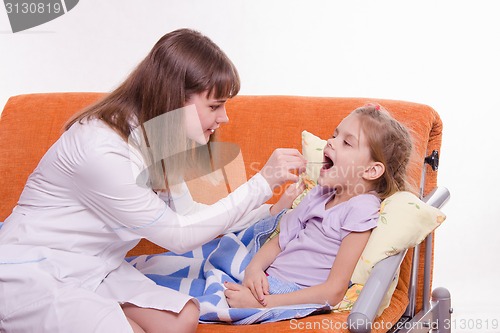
[363,162,385,181]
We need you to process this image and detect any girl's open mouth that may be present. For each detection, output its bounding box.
[323,155,334,170]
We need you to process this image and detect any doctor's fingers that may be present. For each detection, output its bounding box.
[265,149,306,168]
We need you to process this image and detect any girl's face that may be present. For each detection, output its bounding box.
[184,92,229,144]
[318,113,377,195]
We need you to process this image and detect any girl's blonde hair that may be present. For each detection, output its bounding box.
[65,28,240,191]
[353,104,413,200]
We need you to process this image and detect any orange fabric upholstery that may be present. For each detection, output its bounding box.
[0,93,442,332]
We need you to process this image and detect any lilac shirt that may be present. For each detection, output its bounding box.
[265,186,380,288]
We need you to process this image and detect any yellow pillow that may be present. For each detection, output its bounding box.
[292,131,326,208]
[301,130,326,182]
[351,191,446,315]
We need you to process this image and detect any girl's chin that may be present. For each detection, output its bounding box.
[316,177,327,187]
[317,177,337,189]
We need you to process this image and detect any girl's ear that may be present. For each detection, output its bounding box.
[363,162,385,181]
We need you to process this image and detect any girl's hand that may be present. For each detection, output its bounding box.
[224,282,265,308]
[259,149,306,190]
[242,265,270,306]
[270,179,306,215]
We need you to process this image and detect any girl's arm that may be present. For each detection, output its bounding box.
[225,230,371,308]
[266,230,370,307]
[269,180,306,216]
[240,180,306,305]
[243,235,282,303]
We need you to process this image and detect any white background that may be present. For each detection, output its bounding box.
[1,1,499,332]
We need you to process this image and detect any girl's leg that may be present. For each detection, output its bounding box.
[122,300,199,333]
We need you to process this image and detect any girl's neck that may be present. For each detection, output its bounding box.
[325,186,377,210]
[325,189,352,209]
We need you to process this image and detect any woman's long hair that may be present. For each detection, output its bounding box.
[65,28,240,191]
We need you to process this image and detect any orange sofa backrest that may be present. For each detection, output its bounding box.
[221,95,441,196]
[0,93,106,220]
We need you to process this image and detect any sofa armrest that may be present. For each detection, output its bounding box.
[347,187,450,333]
[347,251,406,333]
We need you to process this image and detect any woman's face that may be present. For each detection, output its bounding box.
[184,91,229,145]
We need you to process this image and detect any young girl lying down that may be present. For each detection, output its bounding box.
[224,104,413,308]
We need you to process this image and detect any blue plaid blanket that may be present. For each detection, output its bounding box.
[127,213,331,324]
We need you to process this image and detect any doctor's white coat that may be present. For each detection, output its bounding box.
[0,119,272,332]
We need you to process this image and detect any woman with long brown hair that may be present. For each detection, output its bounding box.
[0,29,305,333]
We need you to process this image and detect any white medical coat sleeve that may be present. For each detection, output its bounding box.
[73,139,273,254]
[159,183,272,234]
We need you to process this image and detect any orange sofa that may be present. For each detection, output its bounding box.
[0,93,443,332]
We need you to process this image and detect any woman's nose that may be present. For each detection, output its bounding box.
[217,107,229,124]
